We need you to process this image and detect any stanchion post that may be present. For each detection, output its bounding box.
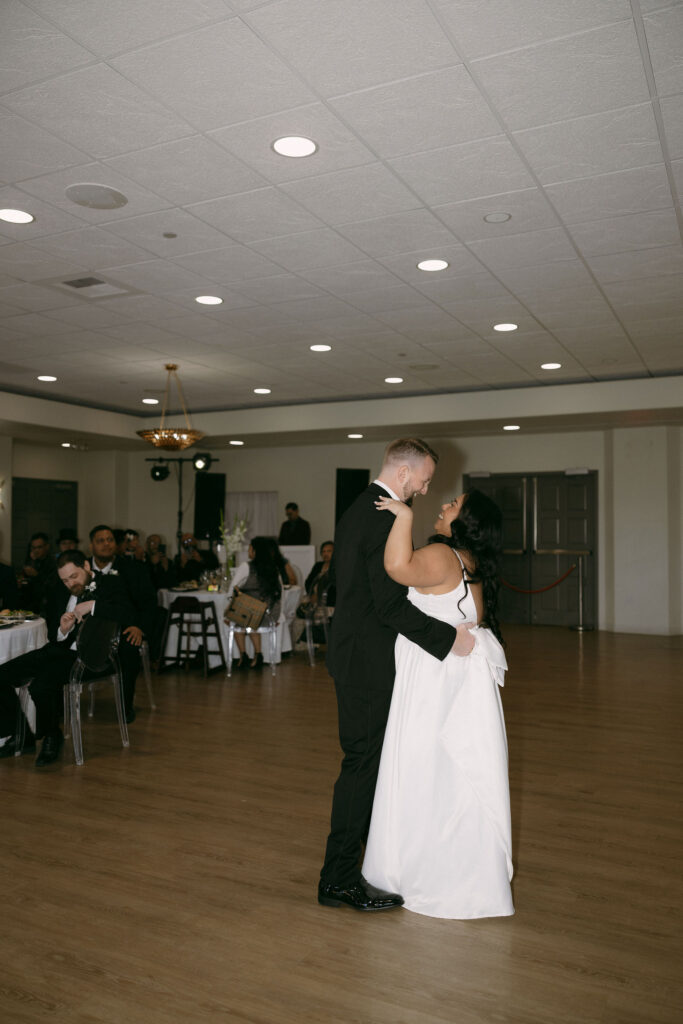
[570,554,593,632]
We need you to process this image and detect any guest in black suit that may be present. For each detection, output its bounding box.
[0,550,139,766]
[89,524,158,711]
[0,561,20,610]
[278,503,311,546]
[18,532,58,614]
[318,438,476,912]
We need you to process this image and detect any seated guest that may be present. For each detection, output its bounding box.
[174,532,219,583]
[89,524,158,716]
[0,550,140,766]
[278,502,311,546]
[113,529,127,556]
[57,528,79,552]
[304,540,336,606]
[18,532,58,614]
[226,537,282,671]
[121,528,146,561]
[0,560,20,610]
[261,536,297,586]
[144,533,175,590]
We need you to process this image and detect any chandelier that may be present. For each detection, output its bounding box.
[137,363,205,450]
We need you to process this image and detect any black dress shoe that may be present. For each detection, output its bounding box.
[125,706,136,724]
[318,877,404,911]
[35,729,63,767]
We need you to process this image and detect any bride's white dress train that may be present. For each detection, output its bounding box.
[362,576,514,919]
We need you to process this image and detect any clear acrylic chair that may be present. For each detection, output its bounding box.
[65,624,129,766]
[304,602,333,667]
[225,611,278,678]
[86,638,156,717]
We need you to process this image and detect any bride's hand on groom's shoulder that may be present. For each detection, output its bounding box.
[375,496,411,518]
[452,622,476,657]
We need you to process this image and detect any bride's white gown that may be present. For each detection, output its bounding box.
[362,570,514,919]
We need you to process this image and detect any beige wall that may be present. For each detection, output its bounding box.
[2,421,681,636]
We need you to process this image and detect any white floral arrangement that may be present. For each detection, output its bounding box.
[219,512,249,569]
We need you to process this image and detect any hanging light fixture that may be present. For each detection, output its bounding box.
[137,363,205,450]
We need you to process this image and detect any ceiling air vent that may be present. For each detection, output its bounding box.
[61,276,129,298]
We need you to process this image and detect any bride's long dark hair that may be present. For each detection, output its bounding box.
[428,488,504,645]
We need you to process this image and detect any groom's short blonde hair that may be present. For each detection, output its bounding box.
[382,437,439,468]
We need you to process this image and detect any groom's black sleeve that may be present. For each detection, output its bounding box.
[365,521,456,662]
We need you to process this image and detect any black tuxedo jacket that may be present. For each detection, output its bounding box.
[45,572,139,644]
[107,556,157,638]
[326,483,456,691]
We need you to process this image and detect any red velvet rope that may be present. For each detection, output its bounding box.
[500,563,576,594]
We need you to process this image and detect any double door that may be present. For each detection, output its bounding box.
[463,471,597,628]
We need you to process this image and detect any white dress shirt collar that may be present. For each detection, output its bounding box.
[373,478,401,501]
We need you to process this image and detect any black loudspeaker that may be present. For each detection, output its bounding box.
[335,468,370,522]
[194,472,226,540]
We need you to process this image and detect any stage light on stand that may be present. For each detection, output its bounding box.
[192,452,213,472]
[151,464,170,481]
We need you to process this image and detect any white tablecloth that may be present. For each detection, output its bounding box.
[0,618,47,665]
[158,586,302,667]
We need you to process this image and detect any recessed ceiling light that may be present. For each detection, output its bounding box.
[254,387,271,395]
[503,425,520,431]
[61,442,72,448]
[0,208,34,224]
[385,377,404,384]
[310,344,332,352]
[483,212,512,223]
[272,136,318,158]
[142,398,159,405]
[195,295,223,305]
[541,362,562,370]
[348,433,364,439]
[229,440,244,446]
[37,375,57,382]
[65,183,128,210]
[493,323,518,332]
[417,259,449,272]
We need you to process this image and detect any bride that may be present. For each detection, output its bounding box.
[362,489,514,920]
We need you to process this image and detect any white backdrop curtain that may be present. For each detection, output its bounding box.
[225,491,279,541]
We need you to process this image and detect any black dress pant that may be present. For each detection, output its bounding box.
[0,640,140,739]
[320,681,394,887]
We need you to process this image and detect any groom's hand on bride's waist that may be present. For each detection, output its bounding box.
[451,622,476,657]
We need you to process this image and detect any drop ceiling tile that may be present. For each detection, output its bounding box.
[153,313,248,341]
[493,260,596,296]
[588,245,683,284]
[0,243,85,283]
[660,95,683,160]
[251,229,366,271]
[330,66,500,159]
[26,0,233,58]
[281,164,421,226]
[223,274,326,304]
[0,1,93,94]
[434,0,632,60]
[513,104,662,184]
[389,136,534,206]
[0,111,89,183]
[265,295,359,322]
[104,135,266,207]
[39,303,136,331]
[468,227,577,271]
[98,209,234,258]
[98,323,192,348]
[473,22,650,131]
[3,65,193,159]
[412,271,510,305]
[569,208,680,257]
[111,19,315,131]
[624,314,683,345]
[29,227,155,268]
[0,186,88,238]
[435,189,559,242]
[187,188,322,243]
[522,286,620,328]
[546,164,673,225]
[309,314,388,339]
[209,103,376,183]
[94,259,210,295]
[170,245,286,286]
[247,0,460,96]
[17,162,173,224]
[672,158,683,201]
[643,7,683,95]
[300,261,401,297]
[0,312,77,337]
[603,273,683,318]
[338,209,458,258]
[93,294,194,322]
[345,285,436,314]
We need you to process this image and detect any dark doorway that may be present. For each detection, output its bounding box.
[335,468,370,522]
[464,471,597,628]
[11,477,78,569]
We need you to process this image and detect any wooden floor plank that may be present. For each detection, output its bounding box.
[1,626,681,1024]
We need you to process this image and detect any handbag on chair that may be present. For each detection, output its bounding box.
[224,591,268,630]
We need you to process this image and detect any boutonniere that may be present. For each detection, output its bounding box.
[109,569,118,576]
[86,580,97,593]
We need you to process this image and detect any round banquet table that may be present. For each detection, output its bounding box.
[0,617,48,736]
[0,617,48,665]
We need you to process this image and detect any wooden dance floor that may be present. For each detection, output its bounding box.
[2,626,681,1024]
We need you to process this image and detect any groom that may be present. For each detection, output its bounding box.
[319,438,475,910]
